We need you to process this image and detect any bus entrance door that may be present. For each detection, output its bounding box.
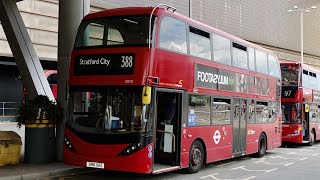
[232,98,247,157]
[303,103,312,143]
[153,90,182,173]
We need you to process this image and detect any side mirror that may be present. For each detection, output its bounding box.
[305,104,309,112]
[142,86,151,105]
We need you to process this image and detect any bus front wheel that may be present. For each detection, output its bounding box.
[187,140,204,173]
[255,133,267,158]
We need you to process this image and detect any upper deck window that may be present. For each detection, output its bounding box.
[281,65,298,85]
[74,15,154,48]
[189,26,211,60]
[248,47,255,71]
[212,34,231,65]
[232,42,248,69]
[255,50,268,75]
[159,16,187,54]
[268,55,281,78]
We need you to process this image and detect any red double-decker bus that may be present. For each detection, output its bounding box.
[45,70,58,98]
[64,5,282,174]
[281,61,320,145]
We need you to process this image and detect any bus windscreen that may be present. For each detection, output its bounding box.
[281,65,298,85]
[282,103,301,124]
[69,87,152,134]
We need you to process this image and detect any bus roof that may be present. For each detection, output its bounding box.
[83,7,154,20]
[280,61,300,66]
[83,6,275,56]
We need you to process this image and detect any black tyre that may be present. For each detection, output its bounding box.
[187,140,204,173]
[255,133,267,158]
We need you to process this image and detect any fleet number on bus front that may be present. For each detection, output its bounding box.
[125,80,133,84]
[121,56,133,68]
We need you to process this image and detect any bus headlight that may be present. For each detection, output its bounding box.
[118,142,143,156]
[64,137,76,152]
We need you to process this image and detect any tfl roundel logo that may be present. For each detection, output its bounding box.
[213,130,221,144]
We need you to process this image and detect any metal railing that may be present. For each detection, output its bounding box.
[0,102,20,117]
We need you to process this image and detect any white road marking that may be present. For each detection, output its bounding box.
[231,166,277,173]
[287,152,318,156]
[269,155,307,160]
[298,149,313,152]
[215,161,237,168]
[309,147,320,149]
[254,158,294,166]
[243,177,256,180]
[284,162,295,166]
[200,173,255,180]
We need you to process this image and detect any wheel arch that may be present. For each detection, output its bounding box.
[261,131,268,150]
[312,128,316,140]
[193,138,207,165]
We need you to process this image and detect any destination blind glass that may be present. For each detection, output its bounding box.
[74,54,135,75]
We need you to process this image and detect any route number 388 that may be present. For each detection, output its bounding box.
[121,56,133,68]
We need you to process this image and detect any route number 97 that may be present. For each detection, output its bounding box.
[283,90,292,97]
[121,56,133,68]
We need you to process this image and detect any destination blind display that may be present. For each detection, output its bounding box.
[281,86,297,98]
[74,54,135,75]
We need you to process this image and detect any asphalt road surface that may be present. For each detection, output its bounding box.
[42,143,320,180]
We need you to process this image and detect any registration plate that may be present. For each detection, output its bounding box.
[86,161,104,169]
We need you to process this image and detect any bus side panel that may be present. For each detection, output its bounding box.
[246,123,276,154]
[64,128,153,173]
[310,123,320,141]
[246,124,260,154]
[272,118,282,148]
[154,49,194,91]
[180,126,233,168]
[282,124,303,143]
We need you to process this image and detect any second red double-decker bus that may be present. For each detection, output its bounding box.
[281,61,320,145]
[64,5,282,174]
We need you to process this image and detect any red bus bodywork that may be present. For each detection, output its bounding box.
[23,70,57,103]
[64,6,282,174]
[281,62,320,144]
[45,70,57,98]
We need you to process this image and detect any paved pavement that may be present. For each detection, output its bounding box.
[0,162,86,180]
[0,122,91,180]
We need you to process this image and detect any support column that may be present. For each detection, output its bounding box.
[0,0,54,101]
[56,0,90,161]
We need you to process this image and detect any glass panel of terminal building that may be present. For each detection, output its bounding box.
[69,87,152,134]
[74,15,155,48]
